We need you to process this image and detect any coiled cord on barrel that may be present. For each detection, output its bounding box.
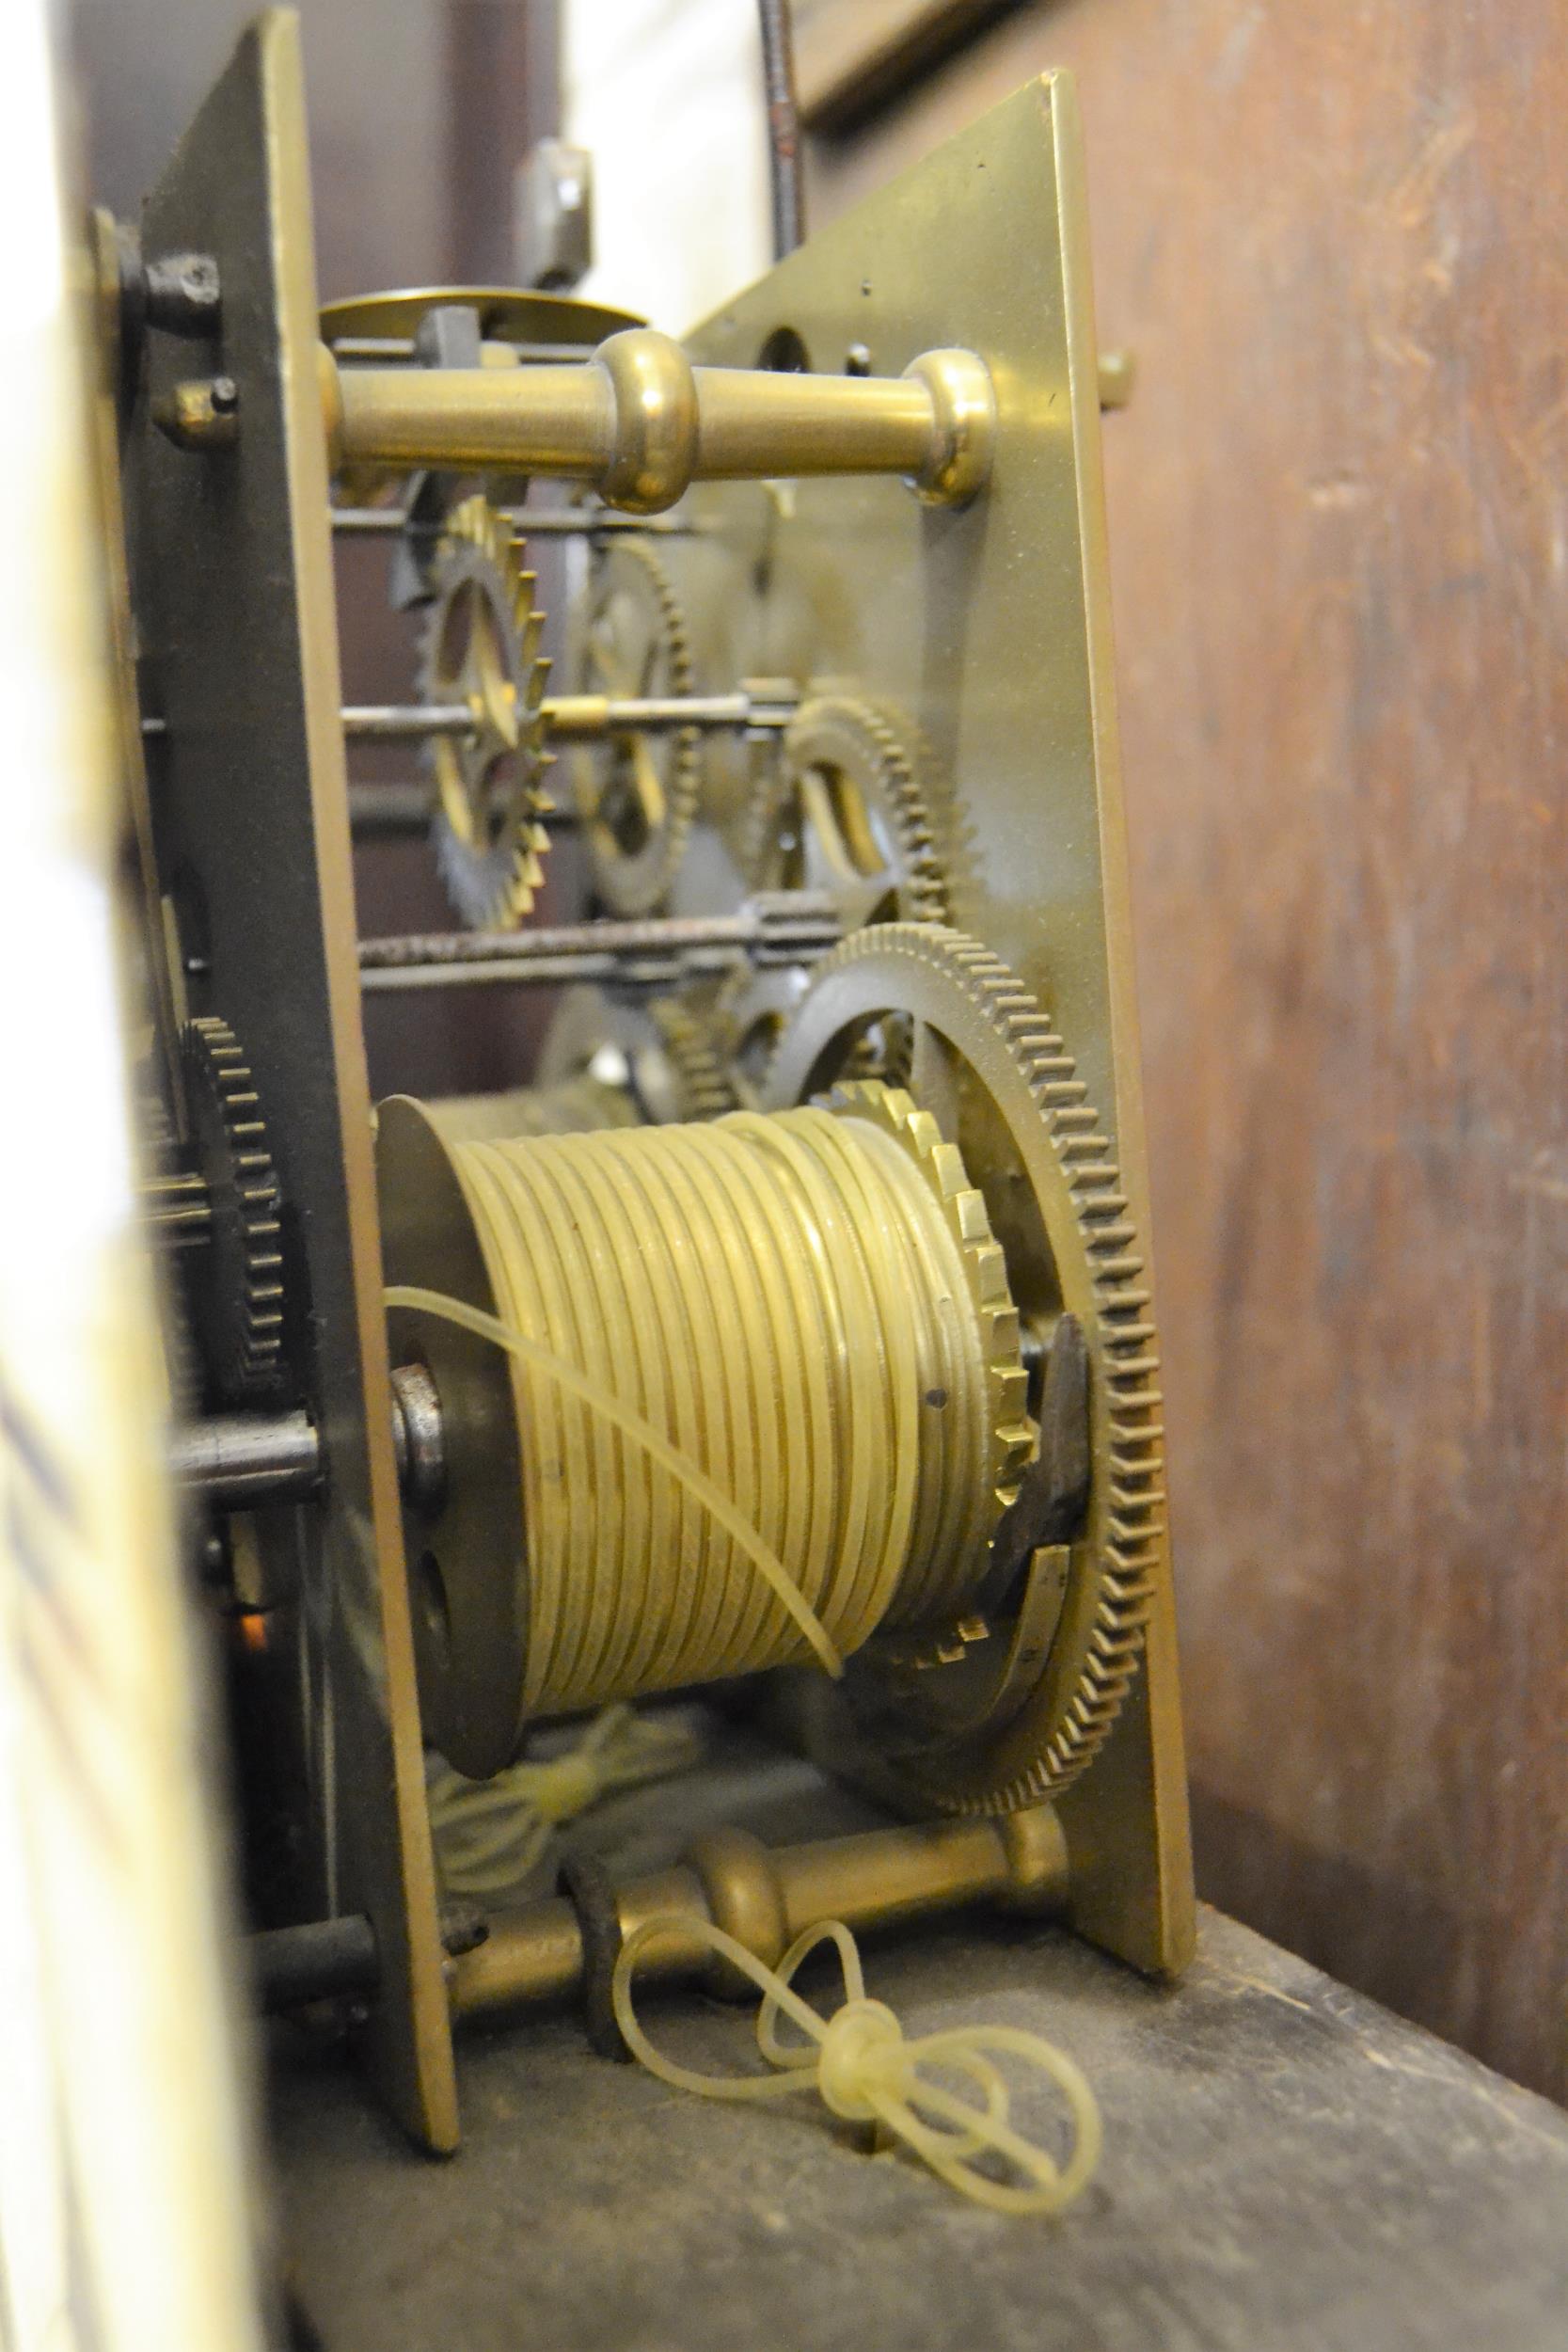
[405,1091,1012,1720]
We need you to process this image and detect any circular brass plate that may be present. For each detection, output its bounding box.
[322,287,643,351]
[376,1094,530,1776]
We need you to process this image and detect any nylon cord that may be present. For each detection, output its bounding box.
[387,1091,1006,1719]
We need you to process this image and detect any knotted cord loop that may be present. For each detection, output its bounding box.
[611,1915,1102,2215]
[428,1703,705,1898]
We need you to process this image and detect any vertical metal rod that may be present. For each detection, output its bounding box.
[758,0,805,261]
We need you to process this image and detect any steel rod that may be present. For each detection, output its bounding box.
[357,898,840,994]
[143,1169,213,1240]
[363,949,720,993]
[251,1915,379,2012]
[349,783,578,836]
[175,1374,444,1511]
[341,691,793,743]
[758,0,805,262]
[342,703,471,740]
[359,913,768,970]
[349,781,439,834]
[251,1902,486,2015]
[329,338,600,365]
[330,505,685,536]
[170,1410,322,1508]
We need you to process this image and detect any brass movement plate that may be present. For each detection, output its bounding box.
[659,73,1194,1974]
[129,13,459,2146]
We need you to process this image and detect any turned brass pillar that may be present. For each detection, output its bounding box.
[315,326,996,513]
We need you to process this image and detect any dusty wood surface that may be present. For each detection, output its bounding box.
[269,1742,1568,2352]
[809,2,1568,2098]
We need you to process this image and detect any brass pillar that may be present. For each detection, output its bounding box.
[317,328,995,513]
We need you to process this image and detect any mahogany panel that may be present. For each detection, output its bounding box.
[811,0,1568,2098]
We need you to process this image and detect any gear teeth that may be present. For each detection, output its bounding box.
[180,1016,290,1401]
[577,537,703,916]
[419,495,554,929]
[745,694,948,932]
[705,964,812,1113]
[778,923,1166,1809]
[824,1077,1029,1619]
[651,995,741,1120]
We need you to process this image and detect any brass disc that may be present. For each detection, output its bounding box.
[377,1095,530,1775]
[321,287,642,350]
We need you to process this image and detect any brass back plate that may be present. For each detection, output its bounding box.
[662,73,1194,1974]
[129,11,458,2145]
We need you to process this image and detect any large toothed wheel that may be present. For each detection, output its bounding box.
[742,693,947,929]
[179,1017,289,1404]
[538,985,737,1125]
[573,539,702,915]
[767,924,1165,1810]
[420,495,553,930]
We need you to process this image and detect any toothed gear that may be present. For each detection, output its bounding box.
[711,964,809,1108]
[715,961,914,1105]
[766,924,1164,1811]
[538,986,722,1126]
[419,495,553,929]
[179,1017,288,1404]
[838,1010,916,1092]
[651,995,740,1120]
[743,693,947,930]
[826,1079,1032,1626]
[574,538,701,915]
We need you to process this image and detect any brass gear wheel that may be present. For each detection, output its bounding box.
[826,1078,1032,1627]
[743,694,947,929]
[650,994,740,1120]
[573,539,701,915]
[419,495,552,930]
[765,924,1164,1811]
[538,985,729,1125]
[179,1017,289,1404]
[710,964,809,1108]
[713,962,917,1109]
